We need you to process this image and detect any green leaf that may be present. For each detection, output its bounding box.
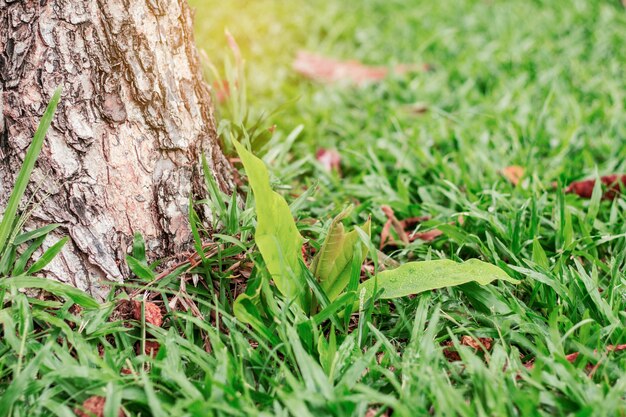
[233,140,307,308]
[0,343,51,417]
[28,237,69,274]
[532,238,549,269]
[311,206,371,301]
[358,259,519,303]
[233,290,279,344]
[0,87,61,256]
[132,232,147,264]
[126,255,156,281]
[13,224,61,245]
[317,325,337,375]
[12,235,46,276]
[0,276,99,309]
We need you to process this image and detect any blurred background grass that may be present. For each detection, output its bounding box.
[189,0,626,221]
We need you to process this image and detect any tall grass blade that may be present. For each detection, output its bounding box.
[0,87,61,257]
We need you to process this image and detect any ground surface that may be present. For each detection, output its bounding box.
[2,0,626,416]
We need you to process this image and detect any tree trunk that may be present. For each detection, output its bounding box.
[0,0,234,298]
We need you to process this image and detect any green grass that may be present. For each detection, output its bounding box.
[2,0,626,415]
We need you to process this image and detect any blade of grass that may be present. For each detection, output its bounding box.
[0,87,61,256]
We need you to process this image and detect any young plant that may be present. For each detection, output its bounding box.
[232,142,519,324]
[310,206,371,303]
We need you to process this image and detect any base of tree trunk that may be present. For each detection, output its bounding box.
[0,0,233,298]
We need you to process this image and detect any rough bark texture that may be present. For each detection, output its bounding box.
[0,0,234,298]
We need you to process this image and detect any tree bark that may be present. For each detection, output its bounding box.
[0,0,234,298]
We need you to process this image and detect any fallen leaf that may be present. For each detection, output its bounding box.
[442,341,462,362]
[523,344,626,371]
[365,408,390,417]
[461,335,493,351]
[380,206,410,247]
[411,229,443,242]
[501,165,525,186]
[565,174,626,200]
[316,148,341,174]
[75,396,126,417]
[442,336,494,362]
[293,51,427,85]
[380,206,441,248]
[132,301,163,327]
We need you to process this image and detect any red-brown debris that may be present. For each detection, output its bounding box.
[380,205,443,249]
[316,148,342,174]
[501,165,525,186]
[132,301,163,327]
[442,336,494,362]
[523,344,626,371]
[75,396,126,417]
[136,340,161,358]
[565,174,626,200]
[293,50,428,85]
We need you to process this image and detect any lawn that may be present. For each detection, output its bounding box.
[2,0,626,416]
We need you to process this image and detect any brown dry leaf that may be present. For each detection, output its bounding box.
[75,396,126,417]
[442,336,494,362]
[501,165,525,186]
[565,174,626,200]
[365,408,390,417]
[380,206,410,247]
[460,335,493,351]
[380,206,443,249]
[132,301,163,327]
[412,229,444,242]
[316,148,341,174]
[523,344,626,371]
[293,51,426,85]
[442,340,462,362]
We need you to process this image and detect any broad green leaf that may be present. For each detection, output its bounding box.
[0,276,99,309]
[358,259,519,303]
[233,140,307,308]
[0,87,61,256]
[311,206,371,301]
